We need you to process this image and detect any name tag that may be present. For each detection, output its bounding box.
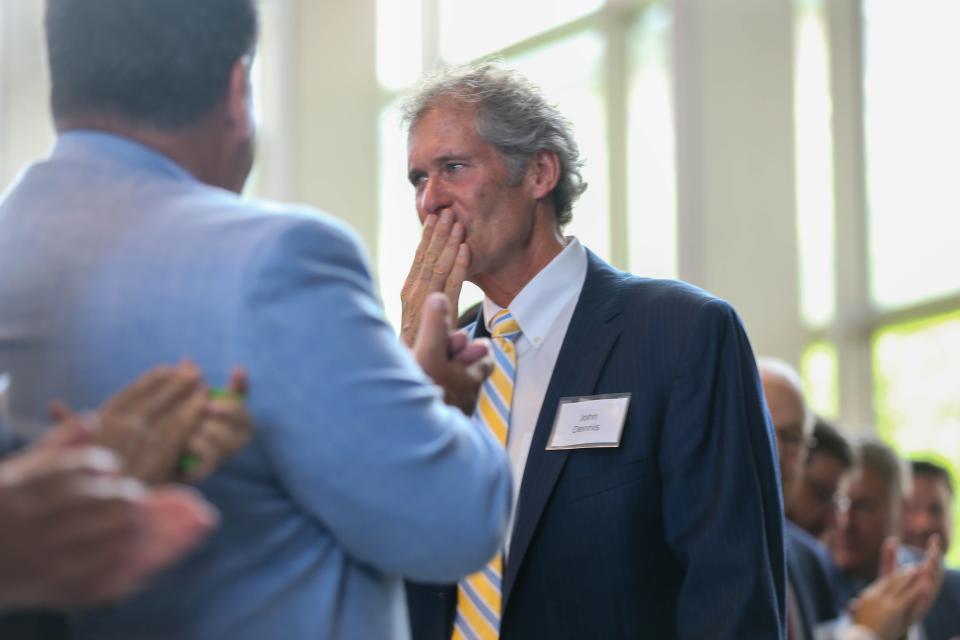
[546,393,630,450]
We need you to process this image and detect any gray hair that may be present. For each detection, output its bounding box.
[756,357,815,436]
[400,62,587,227]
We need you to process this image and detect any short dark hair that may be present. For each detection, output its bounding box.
[46,0,258,129]
[808,417,854,469]
[911,459,955,496]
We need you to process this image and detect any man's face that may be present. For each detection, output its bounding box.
[788,450,847,538]
[761,372,808,509]
[407,104,537,279]
[902,474,953,554]
[832,466,893,581]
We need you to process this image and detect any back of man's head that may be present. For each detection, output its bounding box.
[46,0,258,130]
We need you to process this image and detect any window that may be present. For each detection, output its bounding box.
[801,341,839,419]
[437,0,603,64]
[793,0,960,566]
[863,1,960,310]
[874,311,960,566]
[627,4,676,279]
[794,0,835,328]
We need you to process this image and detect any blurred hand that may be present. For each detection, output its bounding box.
[851,536,944,640]
[179,367,252,482]
[400,211,469,347]
[53,364,206,485]
[413,293,493,415]
[0,428,216,609]
[53,364,253,485]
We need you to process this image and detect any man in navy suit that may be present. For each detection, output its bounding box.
[400,62,785,639]
[902,460,960,640]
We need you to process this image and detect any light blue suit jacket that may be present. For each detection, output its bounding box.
[0,131,511,639]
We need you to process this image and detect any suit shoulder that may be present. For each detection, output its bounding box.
[184,191,368,263]
[612,274,740,330]
[785,521,832,568]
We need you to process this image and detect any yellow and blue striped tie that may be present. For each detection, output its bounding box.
[453,309,521,640]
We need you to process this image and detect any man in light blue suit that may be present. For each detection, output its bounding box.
[0,1,511,638]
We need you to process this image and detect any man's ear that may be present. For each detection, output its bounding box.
[225,56,254,137]
[527,149,561,201]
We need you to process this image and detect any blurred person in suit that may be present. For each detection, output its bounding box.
[760,359,840,639]
[831,440,959,639]
[401,62,785,640]
[789,418,856,541]
[760,359,942,640]
[0,1,511,638]
[902,459,960,640]
[902,460,954,556]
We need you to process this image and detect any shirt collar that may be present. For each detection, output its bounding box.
[482,237,587,350]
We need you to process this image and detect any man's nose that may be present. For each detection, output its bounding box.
[418,177,451,216]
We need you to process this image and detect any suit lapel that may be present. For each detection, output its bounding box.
[502,252,624,606]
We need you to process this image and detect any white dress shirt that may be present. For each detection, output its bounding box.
[481,237,588,556]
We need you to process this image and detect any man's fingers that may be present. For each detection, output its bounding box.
[136,372,203,424]
[455,338,492,367]
[38,414,93,451]
[227,367,249,397]
[922,534,943,571]
[419,212,454,283]
[101,367,176,415]
[6,446,122,498]
[413,294,453,367]
[466,355,495,383]
[444,242,470,305]
[881,535,899,578]
[428,221,464,291]
[411,214,438,269]
[48,400,75,423]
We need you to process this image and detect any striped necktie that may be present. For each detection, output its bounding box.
[453,309,521,640]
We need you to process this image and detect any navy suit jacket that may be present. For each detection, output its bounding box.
[785,521,840,640]
[407,251,786,639]
[923,568,960,640]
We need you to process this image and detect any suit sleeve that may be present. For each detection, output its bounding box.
[238,217,511,583]
[659,298,786,639]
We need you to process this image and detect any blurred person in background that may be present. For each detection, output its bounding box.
[902,460,954,556]
[760,358,839,639]
[831,440,959,639]
[902,459,960,640]
[789,418,856,542]
[760,359,944,640]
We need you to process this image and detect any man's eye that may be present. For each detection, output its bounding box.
[445,162,465,172]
